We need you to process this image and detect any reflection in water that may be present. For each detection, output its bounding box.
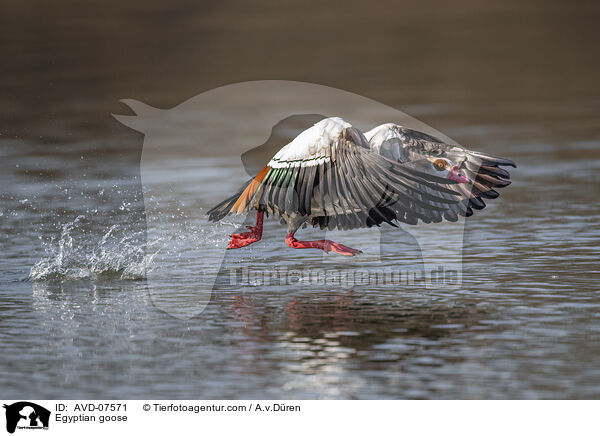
[222,290,487,398]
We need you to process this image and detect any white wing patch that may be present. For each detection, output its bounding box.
[364,123,408,162]
[268,117,352,168]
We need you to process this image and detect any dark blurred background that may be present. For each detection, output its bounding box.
[1,0,599,145]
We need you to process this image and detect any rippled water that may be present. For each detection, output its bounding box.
[2,107,599,399]
[2,0,600,399]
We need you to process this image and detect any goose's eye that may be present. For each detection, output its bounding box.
[433,159,446,171]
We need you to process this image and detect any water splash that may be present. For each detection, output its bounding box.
[28,215,157,281]
[28,206,236,282]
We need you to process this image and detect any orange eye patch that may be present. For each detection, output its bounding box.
[433,159,447,171]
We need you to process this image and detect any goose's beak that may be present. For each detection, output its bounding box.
[448,166,470,184]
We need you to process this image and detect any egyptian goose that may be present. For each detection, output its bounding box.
[208,117,514,256]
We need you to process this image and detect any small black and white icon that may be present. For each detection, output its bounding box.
[3,402,50,434]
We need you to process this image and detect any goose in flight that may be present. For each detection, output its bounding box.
[207,117,515,256]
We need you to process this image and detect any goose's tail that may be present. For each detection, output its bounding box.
[207,180,251,222]
[206,166,271,222]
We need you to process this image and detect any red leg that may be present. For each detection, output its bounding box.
[285,232,362,256]
[228,211,263,249]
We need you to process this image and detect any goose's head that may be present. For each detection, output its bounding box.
[425,157,470,183]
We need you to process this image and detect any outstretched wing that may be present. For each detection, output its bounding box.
[209,117,463,230]
[366,123,516,219]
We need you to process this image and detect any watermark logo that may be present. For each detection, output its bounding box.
[114,80,473,319]
[3,402,50,434]
[226,266,459,287]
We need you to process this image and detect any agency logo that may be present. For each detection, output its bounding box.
[3,402,50,434]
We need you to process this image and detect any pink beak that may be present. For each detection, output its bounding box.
[448,166,470,184]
